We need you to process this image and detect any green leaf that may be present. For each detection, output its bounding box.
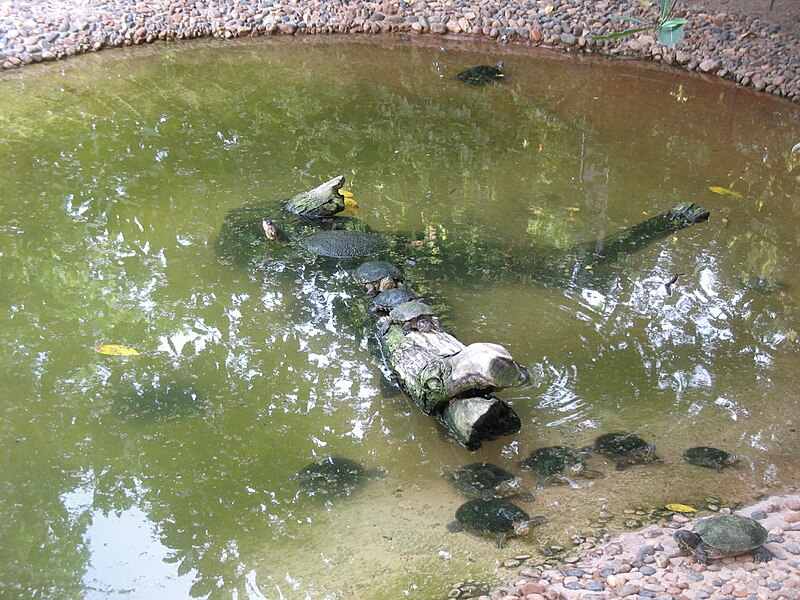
[660,0,677,22]
[592,26,655,41]
[657,20,685,46]
[611,15,648,24]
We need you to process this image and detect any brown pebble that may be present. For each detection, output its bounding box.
[786,500,800,511]
[785,513,800,523]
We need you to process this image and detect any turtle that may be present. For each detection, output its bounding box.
[298,229,388,258]
[370,287,422,313]
[352,261,404,296]
[518,446,604,488]
[262,218,291,245]
[444,462,534,501]
[591,432,661,471]
[294,456,385,499]
[446,498,546,548]
[683,446,741,471]
[455,61,505,86]
[674,514,773,565]
[378,300,441,335]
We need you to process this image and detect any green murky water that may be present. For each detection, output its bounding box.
[1,37,799,599]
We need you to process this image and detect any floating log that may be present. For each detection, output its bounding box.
[284,175,346,217]
[217,176,712,450]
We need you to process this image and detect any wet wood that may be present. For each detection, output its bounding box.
[284,175,346,217]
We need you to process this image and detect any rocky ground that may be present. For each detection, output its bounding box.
[482,490,800,600]
[0,0,798,102]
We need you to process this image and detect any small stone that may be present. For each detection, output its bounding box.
[699,59,720,74]
[503,560,521,568]
[750,510,768,520]
[640,566,656,576]
[616,583,641,597]
[585,581,605,591]
[785,513,800,524]
[785,543,800,555]
[785,500,800,511]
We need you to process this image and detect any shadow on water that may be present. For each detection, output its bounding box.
[1,36,799,599]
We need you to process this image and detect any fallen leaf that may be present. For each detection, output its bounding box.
[343,197,359,213]
[708,186,742,199]
[565,206,581,212]
[93,344,140,356]
[637,0,654,5]
[339,189,354,198]
[665,503,697,513]
[544,4,554,15]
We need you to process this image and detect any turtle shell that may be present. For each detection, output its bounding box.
[519,446,585,477]
[455,62,505,86]
[693,514,767,556]
[295,456,378,498]
[454,498,529,534]
[372,287,422,311]
[445,463,522,499]
[389,300,434,322]
[594,432,651,455]
[353,261,403,284]
[299,230,387,258]
[683,446,738,469]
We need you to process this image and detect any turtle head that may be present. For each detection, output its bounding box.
[512,519,532,538]
[674,529,702,553]
[262,219,287,243]
[635,444,661,463]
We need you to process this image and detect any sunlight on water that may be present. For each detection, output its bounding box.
[1,37,799,599]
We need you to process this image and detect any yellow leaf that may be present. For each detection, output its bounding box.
[342,197,360,214]
[638,0,654,6]
[339,189,354,198]
[93,344,140,356]
[665,503,697,513]
[708,186,742,199]
[565,206,580,212]
[544,5,554,15]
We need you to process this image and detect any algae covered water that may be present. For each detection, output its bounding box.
[1,37,799,599]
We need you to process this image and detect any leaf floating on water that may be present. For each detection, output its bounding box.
[565,206,581,212]
[708,186,742,199]
[665,503,696,513]
[343,197,360,214]
[339,188,354,198]
[93,344,140,356]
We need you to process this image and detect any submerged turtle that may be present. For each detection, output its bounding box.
[299,230,388,258]
[674,514,773,565]
[455,61,505,86]
[294,456,384,499]
[378,300,441,335]
[518,446,603,488]
[352,261,404,295]
[444,463,534,501]
[683,447,741,471]
[591,432,661,471]
[447,498,545,548]
[371,287,422,313]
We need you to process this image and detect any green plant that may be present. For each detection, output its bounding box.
[593,0,687,47]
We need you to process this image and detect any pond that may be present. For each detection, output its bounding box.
[1,37,799,599]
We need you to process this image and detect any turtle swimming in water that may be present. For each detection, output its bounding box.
[299,230,388,258]
[590,432,661,471]
[378,300,441,335]
[518,446,603,488]
[683,446,741,471]
[455,61,505,86]
[352,260,404,296]
[444,463,534,501]
[447,498,545,548]
[294,456,385,499]
[674,514,773,565]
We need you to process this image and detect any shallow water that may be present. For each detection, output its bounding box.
[1,37,799,599]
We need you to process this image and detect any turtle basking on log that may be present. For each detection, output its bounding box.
[378,301,441,335]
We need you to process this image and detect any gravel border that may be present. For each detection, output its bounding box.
[486,490,800,600]
[0,1,798,102]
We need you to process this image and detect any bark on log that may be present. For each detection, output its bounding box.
[440,397,522,451]
[284,175,346,217]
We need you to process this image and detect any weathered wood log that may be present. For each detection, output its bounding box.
[379,323,523,414]
[440,396,522,451]
[284,175,346,217]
